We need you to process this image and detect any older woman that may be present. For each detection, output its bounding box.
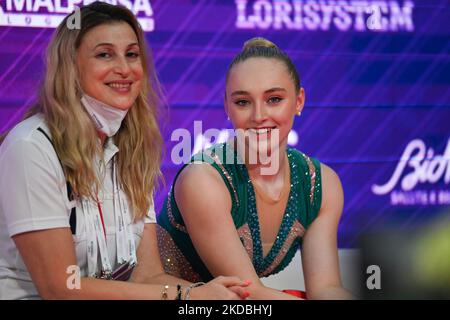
[0,2,249,300]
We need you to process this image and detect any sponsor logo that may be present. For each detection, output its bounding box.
[372,138,450,205]
[235,0,414,32]
[0,0,154,31]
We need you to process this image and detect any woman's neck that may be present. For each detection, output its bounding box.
[244,143,288,185]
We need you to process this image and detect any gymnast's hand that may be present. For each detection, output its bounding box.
[190,276,251,300]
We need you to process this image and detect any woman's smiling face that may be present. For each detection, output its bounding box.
[225,57,304,161]
[76,22,143,110]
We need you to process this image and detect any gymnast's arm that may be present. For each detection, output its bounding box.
[301,163,355,300]
[174,162,299,300]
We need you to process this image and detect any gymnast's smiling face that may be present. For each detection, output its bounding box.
[76,22,143,110]
[225,57,305,158]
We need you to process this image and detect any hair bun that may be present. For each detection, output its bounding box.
[243,37,277,50]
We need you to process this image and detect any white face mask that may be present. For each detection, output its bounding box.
[81,94,129,137]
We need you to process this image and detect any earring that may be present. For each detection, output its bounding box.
[227,116,230,120]
[297,111,301,116]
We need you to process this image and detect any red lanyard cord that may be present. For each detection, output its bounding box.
[96,196,107,239]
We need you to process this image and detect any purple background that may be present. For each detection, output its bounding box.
[1,0,449,247]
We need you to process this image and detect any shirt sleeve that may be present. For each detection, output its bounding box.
[0,138,70,237]
[144,197,156,224]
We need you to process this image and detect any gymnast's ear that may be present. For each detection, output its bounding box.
[296,87,305,116]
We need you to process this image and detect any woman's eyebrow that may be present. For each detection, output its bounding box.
[93,42,114,49]
[265,87,286,94]
[231,90,250,97]
[231,87,287,97]
[93,42,139,49]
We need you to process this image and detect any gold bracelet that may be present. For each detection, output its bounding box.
[161,284,169,300]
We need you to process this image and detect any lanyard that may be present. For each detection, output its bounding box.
[112,160,137,267]
[81,158,137,279]
[83,197,111,278]
[96,196,107,239]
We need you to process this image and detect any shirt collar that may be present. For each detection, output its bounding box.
[103,137,119,165]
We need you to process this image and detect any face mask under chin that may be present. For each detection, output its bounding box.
[81,94,129,137]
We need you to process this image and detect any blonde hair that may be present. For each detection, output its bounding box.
[226,37,301,93]
[3,2,163,221]
[243,37,277,50]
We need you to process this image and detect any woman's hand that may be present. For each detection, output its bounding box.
[189,276,251,300]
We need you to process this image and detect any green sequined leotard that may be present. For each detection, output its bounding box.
[157,142,322,282]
